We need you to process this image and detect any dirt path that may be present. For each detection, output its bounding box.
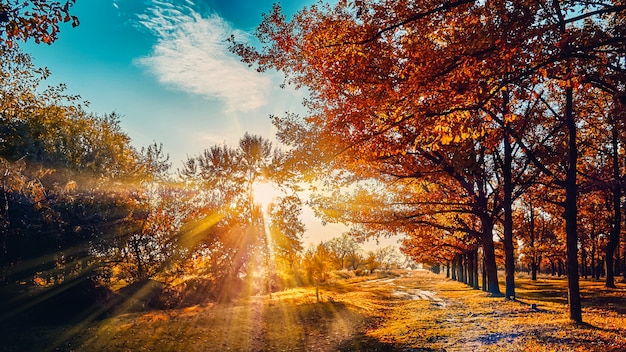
[332,270,626,351]
[330,269,526,351]
[324,269,466,351]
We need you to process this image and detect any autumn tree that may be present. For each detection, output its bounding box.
[103,144,176,284]
[325,233,361,270]
[307,136,505,294]
[363,251,380,274]
[0,0,78,46]
[180,133,303,296]
[515,190,565,280]
[267,194,305,287]
[375,246,401,270]
[522,1,626,323]
[576,87,625,287]
[303,243,331,303]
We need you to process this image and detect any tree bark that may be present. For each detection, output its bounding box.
[581,244,588,279]
[457,255,461,282]
[452,256,457,281]
[482,254,487,292]
[622,235,626,281]
[528,201,538,281]
[461,253,470,285]
[503,120,515,300]
[530,252,538,279]
[472,248,480,289]
[564,84,583,324]
[481,216,501,295]
[606,125,621,288]
[467,252,473,287]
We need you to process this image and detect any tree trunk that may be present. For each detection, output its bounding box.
[472,249,480,289]
[591,232,597,280]
[467,252,473,287]
[615,243,620,277]
[131,238,145,281]
[529,202,538,281]
[456,255,461,282]
[581,244,588,279]
[531,258,538,281]
[606,125,621,288]
[622,236,626,281]
[482,254,487,292]
[481,217,501,295]
[461,253,470,285]
[564,84,583,324]
[502,107,516,300]
[452,256,457,281]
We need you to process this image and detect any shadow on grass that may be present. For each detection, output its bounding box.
[337,333,443,352]
[526,322,617,348]
[515,276,626,315]
[290,301,353,324]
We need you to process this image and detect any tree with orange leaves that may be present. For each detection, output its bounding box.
[576,86,625,287]
[0,0,78,46]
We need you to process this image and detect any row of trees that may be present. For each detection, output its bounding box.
[235,0,626,323]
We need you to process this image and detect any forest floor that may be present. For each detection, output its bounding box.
[3,269,626,351]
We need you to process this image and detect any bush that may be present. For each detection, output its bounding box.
[1,277,116,325]
[354,268,369,276]
[333,270,356,280]
[115,279,170,311]
[172,277,218,306]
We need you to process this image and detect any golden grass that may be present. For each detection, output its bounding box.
[365,272,626,352]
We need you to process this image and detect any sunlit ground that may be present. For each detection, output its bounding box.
[2,270,626,351]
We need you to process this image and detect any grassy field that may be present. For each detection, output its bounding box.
[2,270,626,351]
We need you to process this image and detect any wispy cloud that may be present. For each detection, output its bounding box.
[136,0,270,112]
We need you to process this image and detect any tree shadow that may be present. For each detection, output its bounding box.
[515,278,570,306]
[337,333,442,352]
[515,277,626,315]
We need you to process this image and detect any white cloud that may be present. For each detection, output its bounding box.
[135,1,270,112]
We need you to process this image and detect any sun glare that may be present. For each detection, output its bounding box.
[251,181,278,208]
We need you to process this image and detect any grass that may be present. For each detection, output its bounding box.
[2,270,626,351]
[369,273,626,351]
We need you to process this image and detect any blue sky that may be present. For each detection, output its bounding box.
[23,0,399,250]
[25,0,314,165]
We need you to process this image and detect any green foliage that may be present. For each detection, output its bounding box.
[0,45,178,324]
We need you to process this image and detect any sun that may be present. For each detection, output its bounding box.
[251,181,278,208]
